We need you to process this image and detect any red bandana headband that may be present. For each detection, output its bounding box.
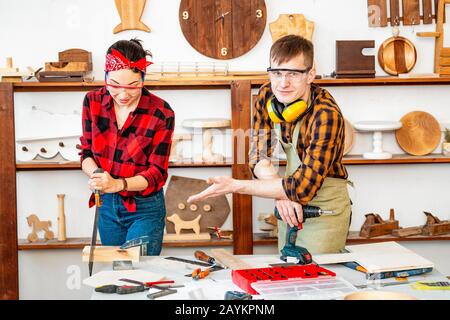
[105,48,152,73]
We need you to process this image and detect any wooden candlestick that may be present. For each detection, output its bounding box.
[57,194,67,241]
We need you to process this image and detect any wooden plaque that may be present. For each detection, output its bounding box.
[336,40,376,78]
[395,111,441,156]
[164,176,231,234]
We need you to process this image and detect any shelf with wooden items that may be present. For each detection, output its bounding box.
[17,237,234,250]
[15,159,234,171]
[15,154,450,171]
[253,232,450,246]
[3,75,450,299]
[18,231,450,251]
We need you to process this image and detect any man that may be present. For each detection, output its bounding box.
[188,35,351,253]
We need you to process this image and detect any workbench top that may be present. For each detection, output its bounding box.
[89,255,450,300]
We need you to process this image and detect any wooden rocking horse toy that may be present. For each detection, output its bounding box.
[26,214,54,242]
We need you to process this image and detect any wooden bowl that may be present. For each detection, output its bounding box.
[378,36,417,76]
[344,118,355,155]
[344,291,417,300]
[395,111,441,156]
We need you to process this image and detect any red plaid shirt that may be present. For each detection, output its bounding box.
[79,86,174,212]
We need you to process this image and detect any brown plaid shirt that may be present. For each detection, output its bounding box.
[249,82,348,204]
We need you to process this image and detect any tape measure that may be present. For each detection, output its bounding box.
[411,281,450,290]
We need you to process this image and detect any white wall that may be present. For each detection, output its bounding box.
[2,0,450,299]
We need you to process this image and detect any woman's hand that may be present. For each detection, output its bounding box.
[275,199,303,227]
[88,171,123,193]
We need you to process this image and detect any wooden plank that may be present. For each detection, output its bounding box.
[210,248,252,269]
[82,246,140,262]
[0,83,18,300]
[392,226,423,237]
[435,0,445,23]
[232,0,250,58]
[216,0,233,59]
[423,0,434,23]
[252,0,267,45]
[368,0,388,27]
[197,0,216,58]
[231,80,253,254]
[403,0,421,25]
[389,0,401,25]
[416,31,440,37]
[440,57,450,65]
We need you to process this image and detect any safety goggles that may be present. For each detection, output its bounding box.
[104,81,144,92]
[267,67,311,81]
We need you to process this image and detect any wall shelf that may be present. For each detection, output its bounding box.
[19,231,450,250]
[278,154,450,166]
[11,76,450,92]
[16,160,233,171]
[16,155,450,171]
[253,232,450,246]
[18,237,234,250]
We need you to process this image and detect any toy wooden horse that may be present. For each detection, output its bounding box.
[26,214,54,242]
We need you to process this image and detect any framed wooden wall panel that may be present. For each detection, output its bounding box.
[368,0,388,27]
[0,83,18,300]
[231,80,253,254]
[403,0,421,25]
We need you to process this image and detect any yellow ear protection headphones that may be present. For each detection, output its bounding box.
[266,96,308,123]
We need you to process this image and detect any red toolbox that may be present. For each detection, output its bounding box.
[231,264,336,295]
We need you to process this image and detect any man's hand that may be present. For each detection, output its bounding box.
[187,176,237,203]
[275,199,303,227]
[88,171,123,193]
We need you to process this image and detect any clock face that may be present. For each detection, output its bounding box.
[179,0,267,60]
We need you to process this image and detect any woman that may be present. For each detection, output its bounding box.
[79,39,174,255]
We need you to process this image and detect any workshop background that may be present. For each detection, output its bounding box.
[1,0,450,299]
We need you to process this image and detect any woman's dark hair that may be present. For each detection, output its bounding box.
[107,38,152,74]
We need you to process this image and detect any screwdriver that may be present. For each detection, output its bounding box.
[194,250,215,265]
[194,250,225,269]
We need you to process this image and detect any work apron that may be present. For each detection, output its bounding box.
[275,120,352,254]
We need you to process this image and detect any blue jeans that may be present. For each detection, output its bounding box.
[98,189,166,255]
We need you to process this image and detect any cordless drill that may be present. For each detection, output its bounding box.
[274,205,334,264]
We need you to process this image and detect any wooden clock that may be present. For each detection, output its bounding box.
[179,0,267,60]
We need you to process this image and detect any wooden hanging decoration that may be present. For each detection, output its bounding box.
[378,30,417,75]
[164,176,230,235]
[113,0,151,34]
[368,0,438,27]
[269,14,314,43]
